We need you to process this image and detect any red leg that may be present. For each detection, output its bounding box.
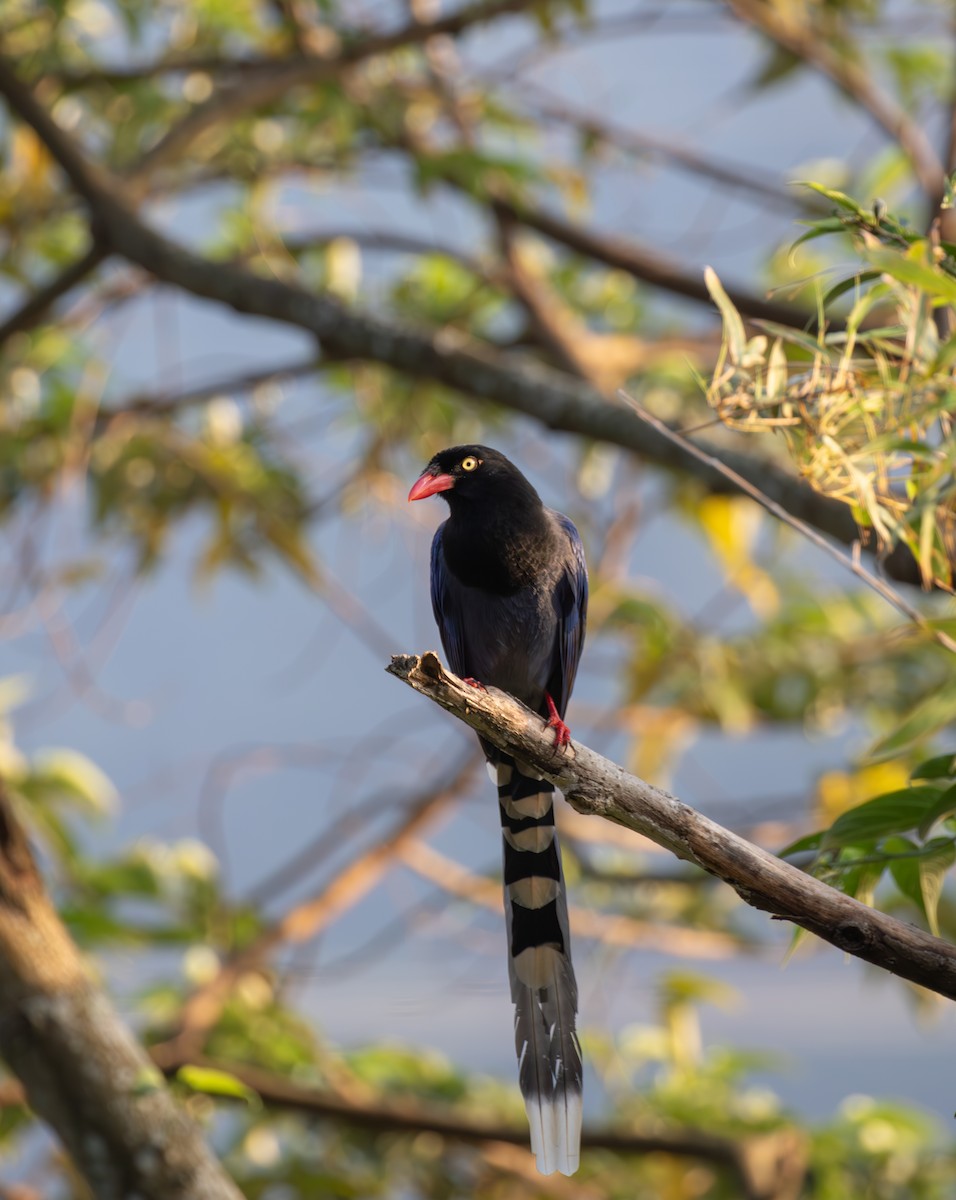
[545,693,572,749]
[462,676,487,691]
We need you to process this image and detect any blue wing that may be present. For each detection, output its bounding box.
[429,522,468,677]
[546,512,588,719]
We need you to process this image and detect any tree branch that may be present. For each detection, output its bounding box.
[0,782,243,1199]
[621,391,956,655]
[512,84,815,213]
[130,0,545,181]
[0,242,108,349]
[725,0,945,201]
[397,836,747,958]
[98,355,323,422]
[0,1047,807,1199]
[489,191,813,326]
[387,653,956,1001]
[38,7,817,329]
[0,54,931,587]
[158,1054,805,1199]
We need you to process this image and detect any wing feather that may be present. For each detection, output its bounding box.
[547,512,588,717]
[429,522,468,677]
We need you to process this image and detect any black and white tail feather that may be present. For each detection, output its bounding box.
[495,757,582,1176]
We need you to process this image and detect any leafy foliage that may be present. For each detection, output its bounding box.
[783,753,956,936]
[706,187,956,588]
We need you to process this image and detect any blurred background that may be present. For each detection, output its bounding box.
[2,0,956,1195]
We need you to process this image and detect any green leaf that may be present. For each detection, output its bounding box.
[864,246,956,304]
[911,753,956,782]
[26,750,118,816]
[778,830,824,858]
[820,270,881,310]
[942,170,956,211]
[886,835,956,935]
[799,182,870,217]
[885,835,924,911]
[175,1065,261,1108]
[869,680,956,759]
[789,217,849,255]
[918,838,956,935]
[704,267,746,364]
[658,969,738,1010]
[836,856,885,906]
[751,320,824,356]
[916,782,956,839]
[825,787,946,847]
[750,44,802,90]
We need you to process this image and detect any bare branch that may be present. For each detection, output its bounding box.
[98,356,323,421]
[0,783,242,1198]
[38,53,258,88]
[387,653,956,1001]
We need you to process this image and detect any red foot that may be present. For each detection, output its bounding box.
[545,693,572,749]
[462,676,487,691]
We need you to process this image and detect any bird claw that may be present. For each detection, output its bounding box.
[462,676,487,691]
[545,693,572,749]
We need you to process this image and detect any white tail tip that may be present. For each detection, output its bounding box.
[525,1092,582,1176]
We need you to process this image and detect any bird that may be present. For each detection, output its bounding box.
[408,444,588,1176]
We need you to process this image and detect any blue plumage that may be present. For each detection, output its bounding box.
[410,445,588,1176]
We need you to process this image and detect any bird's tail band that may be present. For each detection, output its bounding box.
[496,758,582,1176]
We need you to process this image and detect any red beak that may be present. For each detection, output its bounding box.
[408,471,455,502]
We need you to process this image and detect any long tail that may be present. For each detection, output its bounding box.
[495,757,582,1176]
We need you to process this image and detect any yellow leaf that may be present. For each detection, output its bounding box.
[814,761,910,823]
[326,237,362,302]
[698,496,779,617]
[624,706,696,783]
[10,127,54,199]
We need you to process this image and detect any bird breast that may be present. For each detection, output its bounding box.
[461,582,558,711]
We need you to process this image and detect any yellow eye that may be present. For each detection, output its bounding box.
[461,456,480,472]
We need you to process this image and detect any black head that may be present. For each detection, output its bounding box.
[408,445,541,510]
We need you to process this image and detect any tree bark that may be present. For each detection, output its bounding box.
[0,784,242,1200]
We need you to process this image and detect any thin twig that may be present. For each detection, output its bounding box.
[512,83,811,213]
[398,837,747,957]
[0,243,108,348]
[619,390,956,656]
[99,357,323,422]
